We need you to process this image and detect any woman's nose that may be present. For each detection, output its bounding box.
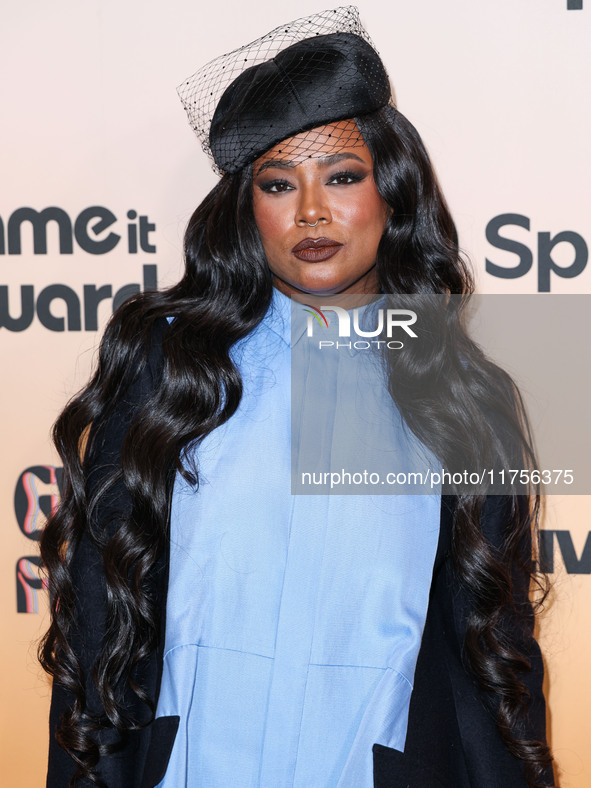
[294,184,332,228]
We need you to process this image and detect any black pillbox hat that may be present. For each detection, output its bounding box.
[208,33,391,173]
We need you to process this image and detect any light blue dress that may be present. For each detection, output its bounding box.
[155,289,441,787]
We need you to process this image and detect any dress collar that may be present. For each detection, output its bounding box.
[264,287,308,348]
[264,287,386,349]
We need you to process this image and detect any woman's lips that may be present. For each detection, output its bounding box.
[291,237,343,262]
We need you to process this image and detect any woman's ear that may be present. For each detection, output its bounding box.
[383,200,394,227]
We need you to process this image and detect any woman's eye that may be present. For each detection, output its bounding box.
[327,171,365,186]
[259,179,294,193]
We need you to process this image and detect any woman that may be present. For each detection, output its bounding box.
[40,8,554,788]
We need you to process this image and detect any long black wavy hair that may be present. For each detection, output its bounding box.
[39,105,553,786]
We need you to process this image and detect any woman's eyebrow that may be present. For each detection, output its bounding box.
[315,152,366,167]
[255,151,366,176]
[255,159,297,175]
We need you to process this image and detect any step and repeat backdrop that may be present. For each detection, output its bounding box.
[1,1,589,785]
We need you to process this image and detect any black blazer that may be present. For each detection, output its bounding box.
[46,322,554,788]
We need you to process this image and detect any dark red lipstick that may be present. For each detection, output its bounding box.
[291,237,344,262]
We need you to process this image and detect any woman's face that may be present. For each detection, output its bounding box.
[252,120,390,297]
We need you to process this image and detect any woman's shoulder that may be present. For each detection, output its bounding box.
[82,314,169,472]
